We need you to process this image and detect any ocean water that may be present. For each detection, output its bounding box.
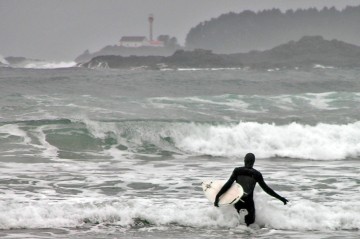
[0,66,359,238]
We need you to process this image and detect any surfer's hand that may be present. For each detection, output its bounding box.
[214,198,219,207]
[280,197,289,205]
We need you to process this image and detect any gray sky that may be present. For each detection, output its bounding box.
[1,0,360,61]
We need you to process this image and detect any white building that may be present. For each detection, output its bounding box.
[119,36,165,48]
[119,36,147,47]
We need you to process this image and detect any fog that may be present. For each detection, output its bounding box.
[1,0,359,60]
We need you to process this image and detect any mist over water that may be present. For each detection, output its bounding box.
[0,67,360,238]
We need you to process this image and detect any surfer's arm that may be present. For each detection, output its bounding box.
[257,174,288,205]
[214,170,236,207]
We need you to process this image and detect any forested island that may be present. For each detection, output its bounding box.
[80,36,360,69]
[185,5,360,54]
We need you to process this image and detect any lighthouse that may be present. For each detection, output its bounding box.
[147,14,163,46]
[119,14,164,48]
[148,14,154,41]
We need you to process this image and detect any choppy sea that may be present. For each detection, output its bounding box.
[0,65,359,238]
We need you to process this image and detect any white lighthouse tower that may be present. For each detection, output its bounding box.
[147,14,164,47]
[148,14,154,41]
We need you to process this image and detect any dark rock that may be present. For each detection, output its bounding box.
[81,36,360,69]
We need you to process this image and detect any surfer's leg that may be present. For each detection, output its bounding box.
[234,201,245,213]
[244,200,255,226]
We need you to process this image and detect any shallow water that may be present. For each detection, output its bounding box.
[0,67,359,238]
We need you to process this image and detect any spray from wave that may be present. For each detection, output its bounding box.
[0,56,77,69]
[0,55,9,65]
[23,61,77,69]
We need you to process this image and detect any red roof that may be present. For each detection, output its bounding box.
[149,40,163,45]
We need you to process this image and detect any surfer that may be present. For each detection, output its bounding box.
[214,153,288,226]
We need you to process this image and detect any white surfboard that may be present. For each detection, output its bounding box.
[202,180,244,206]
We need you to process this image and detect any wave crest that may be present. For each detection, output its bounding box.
[2,119,360,160]
[177,121,360,160]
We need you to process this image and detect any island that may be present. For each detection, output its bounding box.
[80,36,360,70]
[186,6,360,54]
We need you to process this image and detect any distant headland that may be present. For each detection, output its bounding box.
[80,36,360,70]
[75,5,360,65]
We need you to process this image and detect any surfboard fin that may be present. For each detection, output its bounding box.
[202,181,213,191]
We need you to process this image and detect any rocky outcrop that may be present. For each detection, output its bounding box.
[81,36,360,69]
[75,45,181,64]
[233,36,360,68]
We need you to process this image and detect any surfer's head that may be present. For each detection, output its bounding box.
[244,153,255,168]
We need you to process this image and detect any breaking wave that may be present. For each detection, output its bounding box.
[0,55,9,65]
[0,195,359,231]
[23,61,77,69]
[176,121,360,160]
[1,119,360,160]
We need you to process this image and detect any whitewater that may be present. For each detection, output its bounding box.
[0,66,359,238]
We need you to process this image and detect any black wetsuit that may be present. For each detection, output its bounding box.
[215,166,286,226]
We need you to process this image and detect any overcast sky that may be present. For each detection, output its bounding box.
[1,0,360,61]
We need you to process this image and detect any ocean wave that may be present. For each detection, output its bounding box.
[176,121,360,160]
[0,196,358,231]
[1,119,360,160]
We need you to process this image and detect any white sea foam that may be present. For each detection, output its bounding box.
[293,92,338,110]
[0,195,359,231]
[175,121,360,160]
[24,61,77,69]
[147,92,359,115]
[313,64,335,69]
[177,68,242,71]
[185,96,254,112]
[0,55,9,65]
[255,195,360,230]
[148,96,260,113]
[0,124,31,144]
[267,68,280,72]
[33,126,59,160]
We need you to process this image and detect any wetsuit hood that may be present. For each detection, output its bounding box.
[244,153,255,168]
